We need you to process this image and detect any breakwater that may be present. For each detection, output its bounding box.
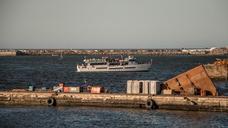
[204,64,228,80]
[0,51,16,56]
[1,47,228,56]
[0,91,227,112]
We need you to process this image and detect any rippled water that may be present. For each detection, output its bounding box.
[0,106,227,128]
[0,55,227,127]
[0,55,227,92]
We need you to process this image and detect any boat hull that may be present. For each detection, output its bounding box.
[77,64,151,72]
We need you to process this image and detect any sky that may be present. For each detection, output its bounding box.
[0,0,228,49]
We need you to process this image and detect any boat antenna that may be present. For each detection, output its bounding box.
[84,79,87,84]
[59,50,63,60]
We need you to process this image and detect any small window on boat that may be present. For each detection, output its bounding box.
[109,67,123,69]
[90,63,107,65]
[109,63,120,65]
[125,67,136,69]
[96,67,107,69]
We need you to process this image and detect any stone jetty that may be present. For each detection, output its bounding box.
[0,91,227,112]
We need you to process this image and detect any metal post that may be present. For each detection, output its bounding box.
[225,59,228,81]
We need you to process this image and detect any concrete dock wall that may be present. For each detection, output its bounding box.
[0,91,227,112]
[0,51,16,56]
[204,64,228,80]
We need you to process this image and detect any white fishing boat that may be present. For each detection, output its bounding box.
[76,56,152,72]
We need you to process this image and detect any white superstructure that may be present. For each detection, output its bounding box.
[76,56,152,72]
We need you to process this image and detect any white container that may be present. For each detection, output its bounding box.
[162,89,173,95]
[132,82,140,94]
[69,87,81,93]
[127,80,132,94]
[127,80,161,95]
[148,81,161,95]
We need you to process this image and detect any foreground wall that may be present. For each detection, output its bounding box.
[0,91,227,112]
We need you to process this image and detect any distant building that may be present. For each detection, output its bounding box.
[0,50,16,56]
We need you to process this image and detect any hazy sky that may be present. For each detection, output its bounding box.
[0,0,228,49]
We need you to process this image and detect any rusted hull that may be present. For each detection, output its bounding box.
[164,65,218,96]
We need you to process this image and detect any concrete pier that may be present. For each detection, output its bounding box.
[0,51,16,56]
[0,91,227,112]
[204,64,228,80]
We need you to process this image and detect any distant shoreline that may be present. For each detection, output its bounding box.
[0,47,227,56]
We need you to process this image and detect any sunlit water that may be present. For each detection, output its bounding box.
[0,55,227,127]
